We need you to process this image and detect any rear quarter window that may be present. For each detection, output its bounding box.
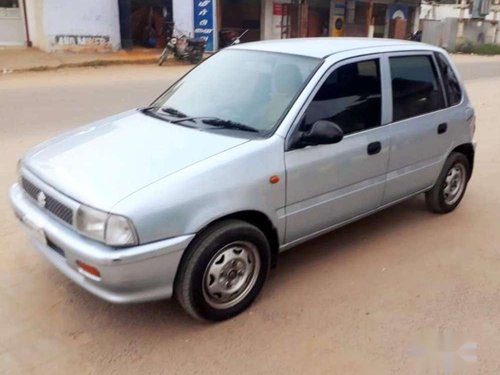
[435,52,462,106]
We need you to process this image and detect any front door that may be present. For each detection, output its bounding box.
[284,56,390,244]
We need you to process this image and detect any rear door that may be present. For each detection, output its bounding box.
[383,52,453,204]
[284,55,391,244]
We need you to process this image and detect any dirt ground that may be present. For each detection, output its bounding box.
[0,60,499,374]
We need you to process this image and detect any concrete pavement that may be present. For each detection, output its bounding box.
[0,61,499,374]
[0,46,185,73]
[451,54,500,80]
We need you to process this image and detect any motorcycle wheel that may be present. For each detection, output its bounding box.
[189,50,204,64]
[158,49,169,66]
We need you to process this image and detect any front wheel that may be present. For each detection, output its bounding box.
[158,48,169,66]
[175,220,270,321]
[425,152,471,213]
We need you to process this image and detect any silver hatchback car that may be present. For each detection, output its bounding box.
[10,38,476,321]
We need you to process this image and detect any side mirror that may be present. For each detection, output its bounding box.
[300,120,344,147]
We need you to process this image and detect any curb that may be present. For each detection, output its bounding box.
[6,57,195,74]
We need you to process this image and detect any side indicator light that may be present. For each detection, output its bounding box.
[269,175,280,184]
[76,260,101,280]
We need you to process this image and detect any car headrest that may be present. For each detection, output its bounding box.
[274,64,303,95]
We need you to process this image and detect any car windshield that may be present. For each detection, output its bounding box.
[149,49,321,135]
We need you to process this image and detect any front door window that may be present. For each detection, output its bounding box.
[301,59,382,137]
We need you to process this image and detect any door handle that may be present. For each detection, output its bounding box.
[437,123,448,134]
[367,141,382,155]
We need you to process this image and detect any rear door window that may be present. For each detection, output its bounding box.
[389,55,445,122]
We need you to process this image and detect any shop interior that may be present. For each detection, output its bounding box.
[218,0,261,46]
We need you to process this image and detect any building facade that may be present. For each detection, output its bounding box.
[420,0,500,48]
[1,0,421,51]
[173,0,421,50]
[1,0,122,51]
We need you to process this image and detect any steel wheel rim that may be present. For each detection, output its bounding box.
[202,241,261,309]
[443,163,466,205]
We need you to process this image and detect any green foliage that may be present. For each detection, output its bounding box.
[455,40,500,55]
[471,44,500,55]
[455,40,474,53]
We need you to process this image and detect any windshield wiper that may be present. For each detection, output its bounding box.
[160,107,189,118]
[139,106,196,128]
[139,106,188,118]
[144,111,259,133]
[201,118,259,133]
[139,105,158,113]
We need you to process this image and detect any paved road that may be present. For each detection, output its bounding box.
[452,56,500,81]
[458,61,500,80]
[0,58,499,374]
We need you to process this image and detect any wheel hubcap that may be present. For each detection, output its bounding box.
[203,241,260,309]
[443,163,466,205]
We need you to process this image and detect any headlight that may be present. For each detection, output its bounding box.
[75,205,138,246]
[106,215,137,246]
[75,205,107,241]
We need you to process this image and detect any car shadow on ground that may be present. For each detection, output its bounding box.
[55,195,434,332]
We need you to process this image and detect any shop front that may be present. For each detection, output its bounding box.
[118,0,173,49]
[218,0,262,47]
[341,0,420,39]
[261,0,420,41]
[263,0,331,39]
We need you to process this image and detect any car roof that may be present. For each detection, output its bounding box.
[232,37,438,59]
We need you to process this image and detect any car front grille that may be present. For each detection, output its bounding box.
[21,176,74,225]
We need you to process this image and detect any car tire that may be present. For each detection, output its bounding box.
[174,220,270,322]
[425,152,471,214]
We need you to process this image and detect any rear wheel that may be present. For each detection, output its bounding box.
[425,152,470,213]
[189,49,204,64]
[175,220,270,321]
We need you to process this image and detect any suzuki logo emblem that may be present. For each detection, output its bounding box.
[37,191,46,208]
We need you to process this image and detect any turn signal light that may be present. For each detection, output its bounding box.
[76,260,101,279]
[269,175,280,184]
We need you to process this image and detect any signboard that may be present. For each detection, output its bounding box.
[193,0,217,52]
[389,4,409,20]
[272,3,290,39]
[331,0,345,36]
[332,16,345,36]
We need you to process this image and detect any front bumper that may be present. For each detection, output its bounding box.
[9,183,194,303]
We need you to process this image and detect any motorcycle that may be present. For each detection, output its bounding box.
[219,29,249,48]
[406,30,422,42]
[158,26,206,66]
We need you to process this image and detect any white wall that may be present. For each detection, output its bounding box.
[262,0,274,40]
[42,0,121,51]
[25,0,45,49]
[0,5,25,46]
[420,3,496,21]
[173,0,194,36]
